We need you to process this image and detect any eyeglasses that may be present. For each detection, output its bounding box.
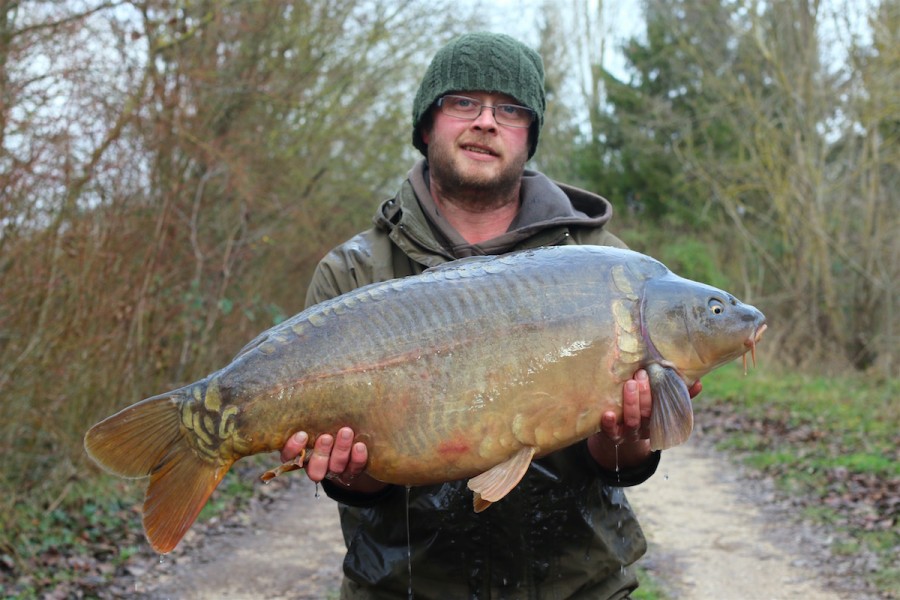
[436,95,535,128]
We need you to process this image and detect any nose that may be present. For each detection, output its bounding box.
[470,105,499,130]
[740,305,766,324]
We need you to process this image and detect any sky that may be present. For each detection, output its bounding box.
[478,0,644,80]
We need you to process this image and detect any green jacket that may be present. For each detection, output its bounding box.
[307,162,658,600]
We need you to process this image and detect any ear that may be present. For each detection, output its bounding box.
[419,110,436,145]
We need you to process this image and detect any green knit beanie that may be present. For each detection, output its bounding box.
[412,32,546,159]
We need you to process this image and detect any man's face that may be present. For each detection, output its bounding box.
[422,91,531,202]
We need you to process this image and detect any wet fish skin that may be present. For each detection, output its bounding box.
[84,245,766,553]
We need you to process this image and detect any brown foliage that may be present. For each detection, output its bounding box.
[0,0,477,529]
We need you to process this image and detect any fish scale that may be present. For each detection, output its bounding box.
[85,245,766,554]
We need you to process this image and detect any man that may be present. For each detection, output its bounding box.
[281,32,699,599]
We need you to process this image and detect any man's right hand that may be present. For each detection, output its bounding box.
[281,427,388,494]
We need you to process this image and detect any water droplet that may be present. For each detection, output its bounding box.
[614,443,621,484]
[406,485,413,599]
[158,555,166,565]
[314,482,320,499]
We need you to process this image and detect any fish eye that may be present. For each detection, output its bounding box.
[708,299,726,315]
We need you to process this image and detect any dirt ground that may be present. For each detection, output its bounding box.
[120,442,880,600]
[127,477,345,599]
[627,443,849,600]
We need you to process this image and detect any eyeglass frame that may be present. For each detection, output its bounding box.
[435,94,536,128]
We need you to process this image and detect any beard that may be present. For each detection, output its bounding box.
[427,135,528,212]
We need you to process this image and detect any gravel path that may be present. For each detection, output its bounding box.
[130,478,344,599]
[628,443,846,600]
[122,443,878,599]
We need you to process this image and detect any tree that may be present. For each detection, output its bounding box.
[556,0,897,371]
[530,0,587,185]
[0,0,479,534]
[579,0,743,223]
[654,0,898,371]
[836,0,899,371]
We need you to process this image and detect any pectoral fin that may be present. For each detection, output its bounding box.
[467,446,536,512]
[646,363,694,451]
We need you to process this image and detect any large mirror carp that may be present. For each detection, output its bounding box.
[85,245,766,553]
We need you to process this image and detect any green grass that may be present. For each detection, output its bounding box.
[700,365,899,477]
[633,564,671,599]
[697,363,899,597]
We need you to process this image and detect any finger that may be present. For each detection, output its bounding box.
[635,369,652,419]
[600,410,622,443]
[346,442,369,478]
[622,379,641,429]
[280,431,308,463]
[305,434,334,482]
[328,427,355,474]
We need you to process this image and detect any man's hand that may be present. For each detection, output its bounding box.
[281,427,388,494]
[588,370,702,471]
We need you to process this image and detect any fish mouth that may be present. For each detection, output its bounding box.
[742,323,767,373]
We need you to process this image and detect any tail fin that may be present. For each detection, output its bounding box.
[84,390,233,554]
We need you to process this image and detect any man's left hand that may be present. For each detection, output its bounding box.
[589,370,702,471]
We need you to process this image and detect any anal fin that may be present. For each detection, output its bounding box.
[646,363,694,451]
[467,446,536,513]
